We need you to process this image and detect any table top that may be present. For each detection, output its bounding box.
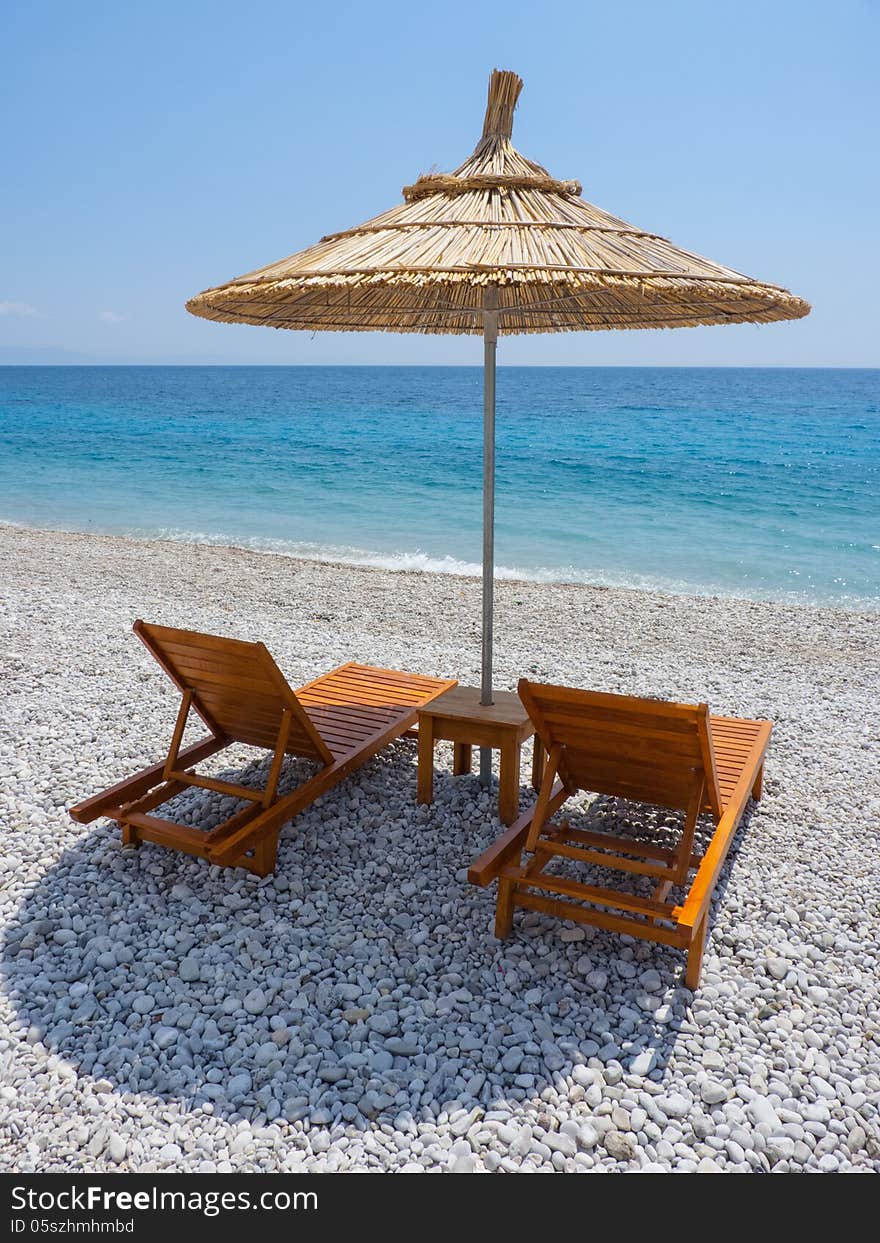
[418,684,531,728]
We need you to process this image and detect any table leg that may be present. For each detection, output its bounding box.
[498,737,521,825]
[417,716,435,805]
[531,736,544,792]
[453,742,472,775]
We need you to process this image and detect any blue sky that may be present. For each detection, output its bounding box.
[2,0,878,365]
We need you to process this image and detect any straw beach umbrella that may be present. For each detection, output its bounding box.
[186,69,809,781]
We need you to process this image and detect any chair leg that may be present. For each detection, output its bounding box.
[531,738,545,792]
[417,716,435,805]
[652,879,672,926]
[249,831,279,878]
[525,744,562,853]
[673,779,704,886]
[752,764,764,801]
[685,911,709,989]
[495,875,515,938]
[121,822,141,849]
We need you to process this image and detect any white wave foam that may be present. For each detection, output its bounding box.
[144,527,565,582]
[2,515,877,610]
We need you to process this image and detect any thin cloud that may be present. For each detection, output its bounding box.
[98,310,129,324]
[0,301,38,317]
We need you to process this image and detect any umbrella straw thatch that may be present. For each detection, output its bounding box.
[186,70,809,334]
[187,70,809,780]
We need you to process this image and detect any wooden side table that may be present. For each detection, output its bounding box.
[417,685,544,825]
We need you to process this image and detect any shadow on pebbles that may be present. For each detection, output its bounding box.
[3,742,879,1174]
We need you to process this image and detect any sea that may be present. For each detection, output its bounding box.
[0,366,877,610]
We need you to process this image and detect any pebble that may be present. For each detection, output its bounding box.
[604,1131,636,1161]
[449,1140,475,1173]
[243,989,267,1016]
[657,1093,691,1120]
[0,524,877,1177]
[630,1049,656,1076]
[227,1073,252,1097]
[766,958,789,980]
[700,1080,729,1105]
[544,1132,577,1157]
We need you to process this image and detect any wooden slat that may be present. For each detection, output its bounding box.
[713,727,759,744]
[188,688,288,716]
[560,825,703,869]
[208,709,416,865]
[710,715,766,730]
[133,622,226,737]
[170,770,263,802]
[302,718,368,743]
[208,668,455,865]
[107,779,187,819]
[155,658,280,696]
[136,626,261,657]
[74,634,456,877]
[536,837,676,881]
[676,721,773,931]
[338,663,448,692]
[203,801,264,845]
[513,891,688,948]
[521,680,703,720]
[553,763,699,812]
[136,623,335,768]
[509,865,678,920]
[123,812,213,853]
[473,680,773,986]
[468,783,568,885]
[313,668,446,700]
[162,688,193,782]
[303,695,396,718]
[69,734,227,824]
[299,683,422,709]
[558,746,701,780]
[539,707,705,755]
[308,667,420,691]
[304,703,396,729]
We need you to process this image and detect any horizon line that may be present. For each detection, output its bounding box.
[2,362,878,370]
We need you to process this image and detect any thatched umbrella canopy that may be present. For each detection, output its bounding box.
[187,70,809,778]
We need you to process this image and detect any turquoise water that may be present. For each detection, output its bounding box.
[0,366,877,608]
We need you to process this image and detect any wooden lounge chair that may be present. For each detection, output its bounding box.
[70,621,456,875]
[468,680,772,987]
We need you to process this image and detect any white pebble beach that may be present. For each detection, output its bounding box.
[1,523,878,1173]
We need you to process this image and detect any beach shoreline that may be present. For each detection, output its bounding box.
[3,365,878,613]
[2,517,877,617]
[1,523,878,1173]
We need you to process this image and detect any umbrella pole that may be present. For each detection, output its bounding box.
[479,286,498,786]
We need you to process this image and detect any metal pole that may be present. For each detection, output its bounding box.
[480,286,498,786]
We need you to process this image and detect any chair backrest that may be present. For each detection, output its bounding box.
[134,621,334,766]
[518,679,722,819]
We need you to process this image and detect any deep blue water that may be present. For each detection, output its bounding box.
[0,366,877,608]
